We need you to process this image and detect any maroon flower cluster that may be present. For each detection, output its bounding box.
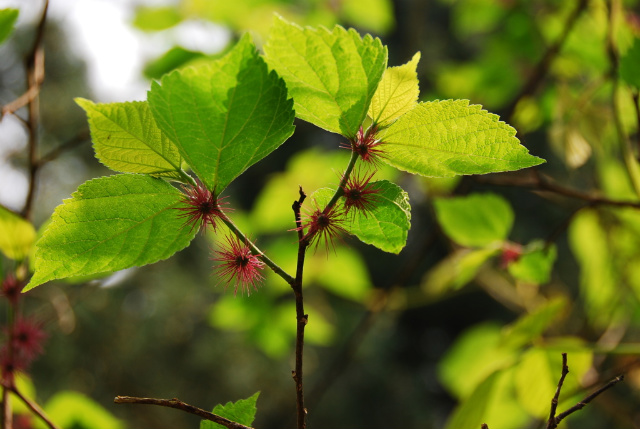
[341,126,385,166]
[212,235,265,296]
[176,181,229,233]
[1,276,47,384]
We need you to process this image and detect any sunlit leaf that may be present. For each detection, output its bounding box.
[620,37,640,89]
[132,6,182,32]
[378,100,544,177]
[341,0,395,35]
[26,175,197,291]
[201,392,259,429]
[439,323,516,399]
[368,52,420,127]
[445,368,528,429]
[433,193,514,247]
[501,298,566,349]
[149,34,295,192]
[263,15,387,137]
[0,205,36,261]
[508,242,557,285]
[76,98,184,180]
[38,391,123,429]
[422,247,499,296]
[0,9,19,45]
[143,46,206,80]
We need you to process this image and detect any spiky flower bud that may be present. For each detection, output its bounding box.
[298,205,348,253]
[212,235,265,296]
[341,170,380,217]
[341,126,385,166]
[176,181,229,233]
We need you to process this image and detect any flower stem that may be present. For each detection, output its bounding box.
[324,150,359,210]
[218,212,295,286]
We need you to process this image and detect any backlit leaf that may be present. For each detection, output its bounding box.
[422,247,499,296]
[0,9,19,45]
[76,98,184,180]
[433,193,514,247]
[201,392,259,429]
[508,242,557,285]
[263,16,387,137]
[148,34,295,192]
[0,205,36,261]
[620,37,640,89]
[39,391,123,429]
[368,52,420,127]
[378,100,544,177]
[132,6,182,32]
[26,175,196,291]
[501,297,566,349]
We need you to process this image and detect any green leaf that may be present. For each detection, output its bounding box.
[433,193,514,247]
[445,368,528,429]
[620,37,640,89]
[368,52,420,127]
[201,392,259,429]
[378,100,545,177]
[422,247,499,296]
[143,46,206,80]
[500,297,566,349]
[438,323,516,400]
[149,34,295,192]
[347,180,410,253]
[263,16,387,137]
[311,180,411,254]
[568,209,621,326]
[132,6,182,32]
[0,205,36,261]
[76,98,185,180]
[25,175,196,291]
[37,391,123,429]
[0,9,19,45]
[508,241,557,285]
[341,0,395,35]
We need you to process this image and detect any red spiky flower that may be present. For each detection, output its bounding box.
[298,204,348,252]
[1,275,22,305]
[176,181,229,233]
[341,126,385,165]
[341,170,380,217]
[9,318,47,363]
[212,235,265,296]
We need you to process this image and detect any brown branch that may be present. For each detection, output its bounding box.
[21,0,49,221]
[546,354,625,429]
[291,186,308,429]
[3,384,61,429]
[38,129,90,166]
[503,0,589,121]
[113,396,253,429]
[546,353,569,429]
[474,170,640,209]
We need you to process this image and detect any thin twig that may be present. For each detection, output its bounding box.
[554,375,625,424]
[546,353,569,429]
[21,0,49,221]
[5,384,61,429]
[473,170,640,208]
[503,0,589,121]
[291,186,308,429]
[113,396,253,429]
[37,129,90,166]
[546,354,625,429]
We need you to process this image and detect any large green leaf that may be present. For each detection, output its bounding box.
[378,100,544,177]
[148,34,295,192]
[0,205,36,261]
[0,9,19,45]
[433,192,514,247]
[201,392,259,429]
[368,52,420,127]
[76,98,184,180]
[263,16,387,138]
[25,175,196,291]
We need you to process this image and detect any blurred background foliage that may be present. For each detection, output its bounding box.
[2,0,640,428]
